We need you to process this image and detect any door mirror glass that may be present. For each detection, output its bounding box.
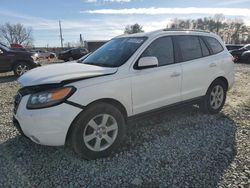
[138,56,158,69]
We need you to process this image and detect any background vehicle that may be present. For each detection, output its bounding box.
[10,43,30,52]
[241,51,250,63]
[58,47,89,61]
[33,49,56,59]
[0,43,39,76]
[230,44,250,62]
[14,30,234,159]
[226,44,244,51]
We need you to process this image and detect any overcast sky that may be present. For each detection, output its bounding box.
[0,0,250,47]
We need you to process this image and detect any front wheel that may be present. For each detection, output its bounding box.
[200,79,227,114]
[13,63,31,77]
[69,102,126,160]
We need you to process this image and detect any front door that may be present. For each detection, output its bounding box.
[0,48,12,72]
[131,36,182,115]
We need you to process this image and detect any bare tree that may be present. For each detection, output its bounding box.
[214,14,225,33]
[0,23,33,46]
[167,15,249,44]
[124,23,144,34]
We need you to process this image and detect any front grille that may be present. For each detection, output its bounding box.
[14,92,22,114]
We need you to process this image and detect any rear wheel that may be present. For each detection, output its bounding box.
[49,54,55,59]
[13,62,31,77]
[69,102,126,160]
[200,79,227,114]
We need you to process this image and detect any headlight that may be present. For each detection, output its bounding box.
[27,86,76,109]
[31,56,37,61]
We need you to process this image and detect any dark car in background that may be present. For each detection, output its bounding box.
[0,43,39,76]
[226,44,244,51]
[229,44,250,62]
[241,51,250,63]
[58,48,89,62]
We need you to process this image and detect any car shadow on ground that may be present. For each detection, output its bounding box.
[0,74,16,83]
[0,106,236,187]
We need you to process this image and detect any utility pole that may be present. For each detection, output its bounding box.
[80,34,83,47]
[59,20,63,48]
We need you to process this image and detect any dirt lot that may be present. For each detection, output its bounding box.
[0,63,249,187]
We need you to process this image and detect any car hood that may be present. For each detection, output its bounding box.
[18,62,118,87]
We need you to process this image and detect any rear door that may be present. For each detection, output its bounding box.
[175,35,219,101]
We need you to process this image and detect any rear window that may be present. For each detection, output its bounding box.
[204,37,224,54]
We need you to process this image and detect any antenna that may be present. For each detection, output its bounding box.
[59,20,63,48]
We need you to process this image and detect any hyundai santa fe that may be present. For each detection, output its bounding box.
[13,29,234,160]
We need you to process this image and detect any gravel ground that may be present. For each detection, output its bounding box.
[0,64,249,187]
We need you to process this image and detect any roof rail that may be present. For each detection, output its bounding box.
[163,29,210,33]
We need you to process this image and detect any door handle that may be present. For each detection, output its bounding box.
[209,63,216,67]
[170,72,181,77]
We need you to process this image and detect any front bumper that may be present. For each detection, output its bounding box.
[13,95,82,146]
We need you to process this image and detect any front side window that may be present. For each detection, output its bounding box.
[141,37,174,66]
[177,36,202,62]
[81,37,147,67]
[204,37,224,54]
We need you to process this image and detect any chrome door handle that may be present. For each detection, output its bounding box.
[209,63,216,67]
[171,72,181,77]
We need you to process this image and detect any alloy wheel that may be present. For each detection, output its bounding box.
[210,85,224,110]
[16,64,29,76]
[83,114,118,152]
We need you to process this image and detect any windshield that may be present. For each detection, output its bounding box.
[0,43,10,51]
[80,37,147,67]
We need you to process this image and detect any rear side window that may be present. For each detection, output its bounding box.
[141,37,174,66]
[72,49,80,54]
[177,36,202,61]
[204,37,224,54]
[199,38,210,56]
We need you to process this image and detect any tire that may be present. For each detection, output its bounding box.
[49,54,55,59]
[233,55,239,63]
[200,79,227,114]
[13,62,31,77]
[69,102,126,160]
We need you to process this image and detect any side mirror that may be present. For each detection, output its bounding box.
[138,56,158,69]
[0,49,3,54]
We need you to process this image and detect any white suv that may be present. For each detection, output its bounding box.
[13,29,234,159]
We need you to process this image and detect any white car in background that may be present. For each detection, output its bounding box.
[34,49,56,59]
[13,29,234,160]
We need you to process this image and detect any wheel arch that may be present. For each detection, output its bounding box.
[65,98,128,146]
[12,59,34,69]
[208,76,229,92]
